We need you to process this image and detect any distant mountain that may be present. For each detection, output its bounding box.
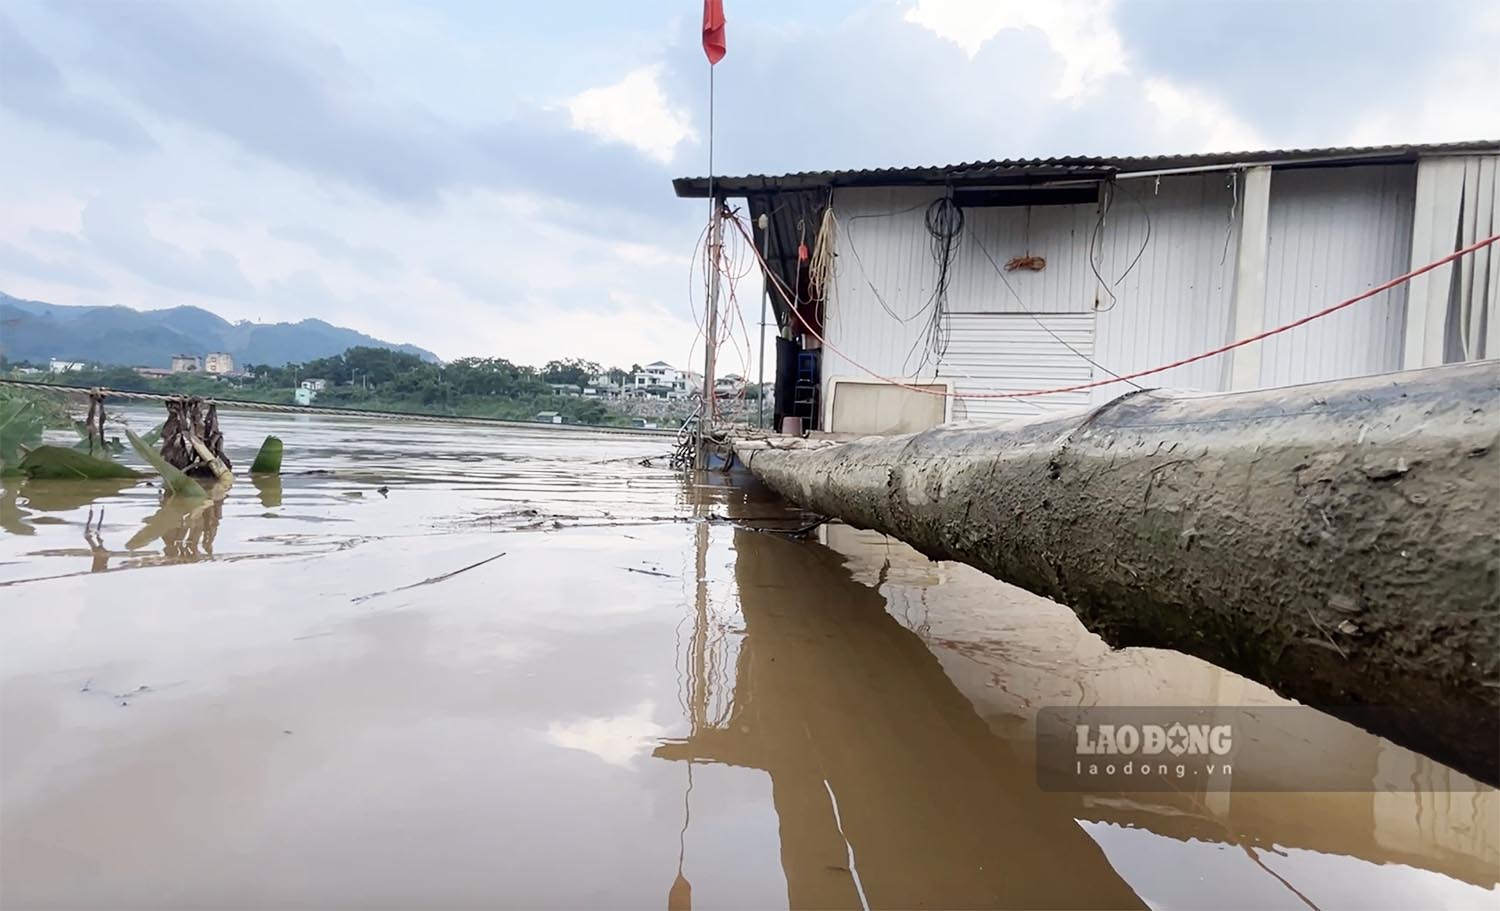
[0,293,440,367]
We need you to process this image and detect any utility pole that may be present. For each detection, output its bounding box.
[694,52,721,470]
[697,198,722,468]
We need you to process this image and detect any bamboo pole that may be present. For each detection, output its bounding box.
[735,361,1500,783]
[187,434,233,484]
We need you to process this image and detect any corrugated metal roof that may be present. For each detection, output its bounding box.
[674,140,1500,198]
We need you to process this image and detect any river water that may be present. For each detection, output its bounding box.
[1,409,1495,910]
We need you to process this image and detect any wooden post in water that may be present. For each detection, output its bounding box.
[733,362,1500,784]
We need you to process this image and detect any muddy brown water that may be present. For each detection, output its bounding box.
[1,409,1495,910]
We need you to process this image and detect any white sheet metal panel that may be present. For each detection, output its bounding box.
[1258,164,1415,388]
[946,201,1098,314]
[829,178,1239,412]
[1088,174,1242,403]
[1404,155,1499,365]
[824,187,942,393]
[937,313,1095,423]
[825,188,1102,427]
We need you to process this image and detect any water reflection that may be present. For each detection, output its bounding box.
[126,494,226,561]
[251,474,283,508]
[1,478,139,537]
[0,481,33,536]
[659,472,1498,909]
[83,508,108,573]
[659,522,1147,909]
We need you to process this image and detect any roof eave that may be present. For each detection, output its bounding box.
[672,140,1500,199]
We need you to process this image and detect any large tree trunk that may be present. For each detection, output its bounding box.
[734,361,1500,784]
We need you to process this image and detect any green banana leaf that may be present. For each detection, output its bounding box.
[126,429,206,499]
[18,446,141,480]
[250,435,283,475]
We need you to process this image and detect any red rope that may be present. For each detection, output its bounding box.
[730,213,1499,400]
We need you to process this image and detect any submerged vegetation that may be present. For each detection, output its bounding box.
[0,387,77,476]
[127,428,206,499]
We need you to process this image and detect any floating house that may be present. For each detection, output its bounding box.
[676,141,1499,435]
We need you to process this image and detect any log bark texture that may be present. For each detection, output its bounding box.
[735,361,1500,784]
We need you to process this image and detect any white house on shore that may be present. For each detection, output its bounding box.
[633,361,703,399]
[676,141,1499,435]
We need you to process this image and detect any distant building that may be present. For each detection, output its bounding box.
[294,386,316,406]
[203,352,235,375]
[585,374,622,397]
[714,373,743,397]
[633,361,702,399]
[547,382,582,396]
[133,367,174,379]
[300,378,328,392]
[48,358,86,374]
[533,411,564,424]
[170,354,202,373]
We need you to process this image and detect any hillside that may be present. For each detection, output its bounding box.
[0,293,439,367]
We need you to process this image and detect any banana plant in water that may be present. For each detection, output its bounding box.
[127,428,206,499]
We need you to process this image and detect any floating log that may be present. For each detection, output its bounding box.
[734,361,1500,784]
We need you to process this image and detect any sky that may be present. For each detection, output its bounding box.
[1,0,1496,373]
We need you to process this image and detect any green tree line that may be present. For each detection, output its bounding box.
[4,349,652,426]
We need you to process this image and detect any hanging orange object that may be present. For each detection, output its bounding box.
[798,242,809,262]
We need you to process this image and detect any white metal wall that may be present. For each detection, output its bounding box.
[1404,155,1500,366]
[824,187,955,387]
[1088,174,1242,403]
[826,177,1242,410]
[943,313,1095,422]
[1258,165,1415,388]
[824,166,1421,425]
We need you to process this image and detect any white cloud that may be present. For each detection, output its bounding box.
[1143,78,1264,152]
[1341,25,1500,147]
[903,1,1262,152]
[565,65,696,163]
[904,0,1126,98]
[544,701,665,767]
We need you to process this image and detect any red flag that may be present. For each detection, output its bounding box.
[702,0,726,65]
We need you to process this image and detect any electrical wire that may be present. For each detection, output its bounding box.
[1221,170,1239,266]
[1112,182,1152,287]
[905,196,964,374]
[1087,183,1118,312]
